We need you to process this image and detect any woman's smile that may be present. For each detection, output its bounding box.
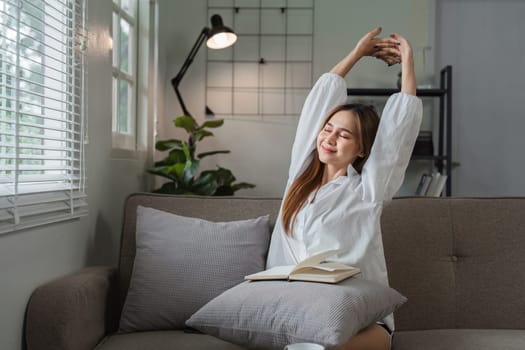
[320,144,336,154]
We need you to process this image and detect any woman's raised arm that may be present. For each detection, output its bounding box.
[373,32,416,95]
[361,34,422,201]
[330,27,400,77]
[392,33,416,95]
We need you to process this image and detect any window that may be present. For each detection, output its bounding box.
[112,0,137,151]
[0,0,87,233]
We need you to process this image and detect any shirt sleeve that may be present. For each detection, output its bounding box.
[287,73,348,182]
[361,92,423,202]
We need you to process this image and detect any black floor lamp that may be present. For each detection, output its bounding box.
[171,14,237,117]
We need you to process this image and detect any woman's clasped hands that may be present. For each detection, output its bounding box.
[353,27,413,66]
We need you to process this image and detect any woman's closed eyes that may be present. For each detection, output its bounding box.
[322,125,353,140]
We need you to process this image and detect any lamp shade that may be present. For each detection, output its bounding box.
[206,14,237,49]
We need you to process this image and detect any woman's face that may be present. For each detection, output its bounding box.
[316,110,364,171]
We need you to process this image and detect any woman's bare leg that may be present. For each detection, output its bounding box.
[339,324,390,350]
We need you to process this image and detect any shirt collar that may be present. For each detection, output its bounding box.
[346,163,360,178]
[324,165,359,186]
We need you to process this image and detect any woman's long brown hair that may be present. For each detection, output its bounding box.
[281,103,380,236]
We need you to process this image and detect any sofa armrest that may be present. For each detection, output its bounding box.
[25,266,117,350]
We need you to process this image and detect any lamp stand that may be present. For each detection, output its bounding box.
[170,27,209,117]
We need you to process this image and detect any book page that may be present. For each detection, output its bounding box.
[245,265,295,280]
[291,248,347,274]
[292,262,358,275]
[309,261,356,272]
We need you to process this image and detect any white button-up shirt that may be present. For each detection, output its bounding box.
[266,72,423,331]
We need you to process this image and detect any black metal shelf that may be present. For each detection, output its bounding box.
[411,155,447,160]
[209,6,314,10]
[236,33,313,37]
[208,59,312,63]
[347,88,447,97]
[347,66,453,196]
[206,86,310,90]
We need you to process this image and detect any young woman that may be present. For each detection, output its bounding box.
[266,28,423,350]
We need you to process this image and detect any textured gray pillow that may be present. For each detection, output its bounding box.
[186,278,407,349]
[119,206,271,332]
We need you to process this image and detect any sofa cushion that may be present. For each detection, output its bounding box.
[119,206,271,332]
[186,278,407,349]
[393,329,525,350]
[381,197,525,330]
[94,331,245,350]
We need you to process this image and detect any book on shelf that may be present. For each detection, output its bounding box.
[425,173,442,196]
[245,249,361,284]
[429,173,448,197]
[416,172,448,197]
[415,173,432,195]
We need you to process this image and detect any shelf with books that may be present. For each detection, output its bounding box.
[347,66,453,196]
[415,172,448,197]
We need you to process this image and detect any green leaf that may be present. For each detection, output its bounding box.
[146,167,178,181]
[214,185,234,196]
[153,149,186,167]
[194,129,214,142]
[153,182,187,194]
[191,171,218,195]
[193,181,218,196]
[167,149,187,164]
[183,159,200,185]
[192,171,215,187]
[197,150,230,159]
[167,163,186,179]
[215,167,236,187]
[199,119,224,129]
[174,115,197,133]
[174,187,191,194]
[154,152,185,168]
[155,139,182,151]
[231,182,256,191]
[181,142,191,160]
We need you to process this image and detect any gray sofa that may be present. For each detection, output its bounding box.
[25,194,525,350]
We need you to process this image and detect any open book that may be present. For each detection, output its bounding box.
[245,249,360,284]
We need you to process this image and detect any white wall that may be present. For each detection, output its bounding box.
[436,0,525,196]
[0,1,152,349]
[157,0,434,197]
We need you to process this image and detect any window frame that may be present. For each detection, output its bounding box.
[111,0,138,153]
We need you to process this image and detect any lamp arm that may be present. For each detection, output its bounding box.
[171,27,210,117]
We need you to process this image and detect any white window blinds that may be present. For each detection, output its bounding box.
[0,0,87,234]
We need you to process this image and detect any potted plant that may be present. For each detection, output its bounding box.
[148,115,255,195]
